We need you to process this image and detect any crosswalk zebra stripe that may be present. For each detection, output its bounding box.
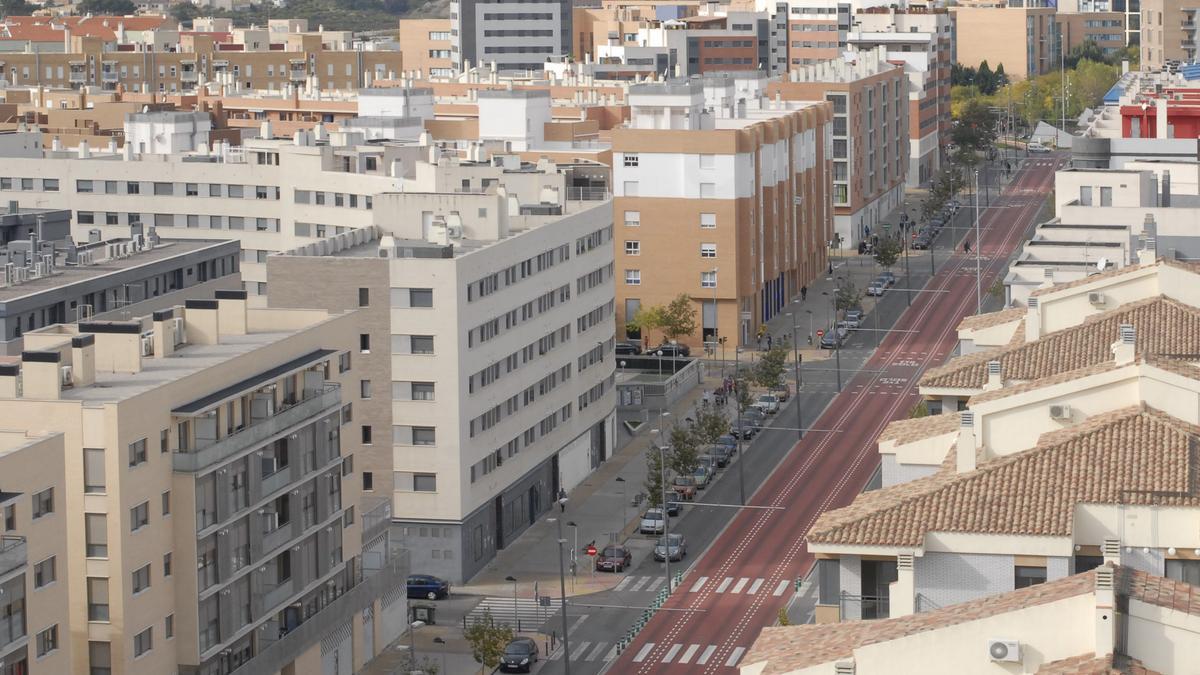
[772,580,790,596]
[697,645,717,665]
[662,644,682,663]
[747,579,764,595]
[630,576,649,592]
[586,642,608,662]
[689,576,708,592]
[603,644,618,662]
[731,577,750,594]
[614,576,634,591]
[645,576,665,593]
[570,641,591,661]
[715,577,733,593]
[678,644,700,664]
[633,643,655,663]
[726,646,746,667]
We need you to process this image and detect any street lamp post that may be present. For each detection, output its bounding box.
[974,169,982,315]
[648,427,672,592]
[549,503,572,675]
[504,576,519,632]
[409,620,425,671]
[733,348,746,505]
[806,309,814,346]
[615,476,627,534]
[710,266,719,356]
[787,312,803,441]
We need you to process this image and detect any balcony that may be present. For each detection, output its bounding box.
[0,537,25,579]
[68,72,87,83]
[174,384,341,473]
[361,498,391,547]
[181,70,199,82]
[0,610,25,654]
[101,71,119,82]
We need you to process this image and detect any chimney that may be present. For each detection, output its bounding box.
[1162,171,1171,207]
[1111,324,1135,366]
[21,350,62,400]
[1102,538,1121,566]
[215,289,248,335]
[1025,297,1041,342]
[70,334,95,387]
[1041,267,1055,288]
[151,309,177,358]
[185,299,220,345]
[0,364,19,398]
[79,322,143,374]
[956,411,976,473]
[984,361,1002,391]
[1094,564,1116,658]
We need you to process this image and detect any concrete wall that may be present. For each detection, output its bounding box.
[914,551,1016,610]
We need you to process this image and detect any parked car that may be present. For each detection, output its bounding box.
[654,343,691,357]
[840,309,863,329]
[671,475,697,500]
[1028,140,1051,153]
[595,544,632,572]
[665,500,683,517]
[500,638,540,673]
[866,280,886,297]
[703,444,732,468]
[692,464,712,488]
[820,328,848,349]
[640,508,665,534]
[716,435,739,453]
[406,574,450,600]
[615,340,642,356]
[879,271,896,286]
[653,533,688,562]
[911,234,930,250]
[731,419,759,439]
[770,384,791,402]
[753,393,781,415]
[742,408,767,426]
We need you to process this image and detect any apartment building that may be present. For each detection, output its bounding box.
[269,194,617,582]
[0,294,404,674]
[612,78,832,349]
[778,0,852,67]
[1060,0,1140,45]
[951,5,1059,79]
[1140,0,1198,70]
[1056,11,1127,58]
[846,6,953,187]
[768,47,908,248]
[742,566,1197,674]
[397,19,455,78]
[451,0,574,72]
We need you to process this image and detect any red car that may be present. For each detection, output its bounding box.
[595,545,632,573]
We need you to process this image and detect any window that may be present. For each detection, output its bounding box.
[623,210,640,226]
[44,178,59,192]
[85,513,107,557]
[133,627,152,658]
[87,578,109,621]
[227,185,244,198]
[128,438,147,467]
[153,182,173,196]
[105,212,118,225]
[699,183,716,198]
[411,336,435,354]
[361,426,373,444]
[78,211,95,225]
[363,472,374,491]
[1014,565,1047,589]
[255,186,270,199]
[2,504,11,531]
[132,564,151,594]
[625,269,641,285]
[34,556,55,588]
[339,351,351,372]
[359,334,371,353]
[77,179,94,193]
[37,625,58,657]
[412,382,435,400]
[165,614,174,640]
[701,271,717,288]
[163,552,172,577]
[624,240,640,255]
[208,184,221,197]
[1165,559,1200,585]
[127,181,140,195]
[409,288,433,307]
[33,487,53,518]
[83,448,105,493]
[413,427,436,446]
[701,243,717,258]
[623,181,639,196]
[358,288,369,307]
[413,473,437,491]
[700,213,717,229]
[130,502,149,532]
[161,491,170,516]
[89,642,111,675]
[360,380,372,399]
[623,153,639,167]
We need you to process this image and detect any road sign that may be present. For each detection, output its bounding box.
[586,544,597,557]
[816,330,824,338]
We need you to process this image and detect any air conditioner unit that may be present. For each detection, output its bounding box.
[1088,291,1105,306]
[1049,404,1072,420]
[141,335,154,357]
[446,224,464,239]
[60,365,73,387]
[987,639,1020,663]
[171,317,185,346]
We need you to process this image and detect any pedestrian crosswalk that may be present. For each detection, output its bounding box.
[612,574,668,593]
[547,640,618,663]
[465,597,562,630]
[686,575,789,596]
[628,642,746,667]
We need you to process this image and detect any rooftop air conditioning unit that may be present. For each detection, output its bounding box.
[1088,291,1105,306]
[446,224,464,239]
[60,365,73,387]
[171,317,185,346]
[141,335,154,357]
[987,639,1020,663]
[1049,404,1072,420]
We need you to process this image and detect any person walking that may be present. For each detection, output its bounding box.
[766,334,773,350]
[963,239,972,254]
[801,285,808,302]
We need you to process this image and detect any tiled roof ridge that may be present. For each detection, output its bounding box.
[919,346,1004,386]
[1029,260,1155,299]
[877,410,962,443]
[957,305,1026,331]
[967,360,1123,405]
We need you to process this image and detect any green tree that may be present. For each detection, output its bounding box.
[733,377,754,414]
[171,2,202,22]
[659,294,699,342]
[694,408,730,444]
[464,610,514,671]
[625,305,663,341]
[951,98,998,155]
[78,0,137,13]
[834,283,862,312]
[873,237,902,270]
[994,63,1008,89]
[977,60,995,96]
[778,607,791,626]
[752,345,788,389]
[644,445,666,508]
[667,424,701,477]
[0,0,34,16]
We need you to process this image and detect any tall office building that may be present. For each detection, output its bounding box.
[451,0,574,72]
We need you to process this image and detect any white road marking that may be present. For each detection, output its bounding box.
[747,579,764,595]
[697,645,717,665]
[571,642,591,661]
[645,576,665,593]
[715,577,733,593]
[614,576,634,591]
[633,643,655,663]
[586,642,608,662]
[678,644,700,664]
[731,577,750,594]
[689,576,708,592]
[630,576,649,592]
[726,647,747,667]
[662,644,682,663]
[773,579,790,596]
[603,644,618,662]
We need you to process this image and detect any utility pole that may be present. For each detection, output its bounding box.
[974,169,982,315]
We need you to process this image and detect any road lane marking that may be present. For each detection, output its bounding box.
[715,577,733,593]
[614,576,633,591]
[570,615,589,632]
[630,576,649,592]
[633,643,655,663]
[731,577,750,594]
[697,645,717,665]
[773,580,790,596]
[662,644,682,663]
[603,644,618,662]
[571,642,591,661]
[689,576,708,592]
[747,578,764,595]
[645,576,665,593]
[726,647,747,667]
[586,642,609,661]
[678,644,700,664]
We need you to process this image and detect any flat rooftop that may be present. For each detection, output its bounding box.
[0,239,234,304]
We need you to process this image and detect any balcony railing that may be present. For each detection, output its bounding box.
[173,384,341,473]
[361,498,391,547]
[0,611,25,652]
[0,536,25,579]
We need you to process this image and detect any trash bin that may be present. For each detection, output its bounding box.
[410,602,437,625]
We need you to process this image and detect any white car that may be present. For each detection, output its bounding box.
[1028,141,1051,153]
[752,394,780,415]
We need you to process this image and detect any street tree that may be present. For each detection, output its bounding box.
[394,652,442,675]
[733,377,755,414]
[644,445,666,507]
[659,294,699,342]
[835,283,863,312]
[668,424,701,477]
[464,610,514,671]
[693,407,731,444]
[873,237,902,270]
[625,305,664,342]
[752,345,788,389]
[977,60,996,96]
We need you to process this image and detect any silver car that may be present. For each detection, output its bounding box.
[653,533,687,562]
[639,508,665,535]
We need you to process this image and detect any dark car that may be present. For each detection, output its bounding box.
[703,444,732,468]
[500,637,540,672]
[666,500,683,517]
[595,545,633,572]
[406,574,450,600]
[731,418,759,440]
[615,340,642,356]
[716,435,738,453]
[653,533,687,562]
[653,343,691,358]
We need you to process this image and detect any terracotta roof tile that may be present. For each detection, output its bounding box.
[1028,258,1200,299]
[922,296,1200,390]
[1037,653,1160,675]
[1125,567,1200,618]
[965,360,1123,406]
[808,406,1200,547]
[877,412,961,445]
[957,305,1026,331]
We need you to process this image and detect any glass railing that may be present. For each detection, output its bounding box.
[0,536,25,578]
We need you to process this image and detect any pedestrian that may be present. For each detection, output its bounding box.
[963,239,972,254]
[801,285,808,301]
[767,334,773,350]
[558,488,567,511]
[828,262,834,274]
[703,390,712,407]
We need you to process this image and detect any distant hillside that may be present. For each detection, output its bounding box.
[174,0,449,35]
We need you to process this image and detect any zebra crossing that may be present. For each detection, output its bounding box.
[686,576,790,596]
[547,640,618,663]
[465,597,561,630]
[630,642,747,667]
[611,574,669,593]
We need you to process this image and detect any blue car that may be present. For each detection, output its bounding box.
[407,574,450,600]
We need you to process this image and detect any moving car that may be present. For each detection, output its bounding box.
[742,408,767,427]
[654,343,691,357]
[753,393,781,415]
[653,534,687,562]
[820,330,843,349]
[1028,141,1051,153]
[615,340,642,356]
[866,280,886,297]
[671,475,697,500]
[500,638,540,673]
[406,574,450,600]
[595,545,633,572]
[639,508,665,535]
[770,384,791,402]
[839,309,863,329]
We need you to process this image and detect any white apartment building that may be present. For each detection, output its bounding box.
[269,193,617,583]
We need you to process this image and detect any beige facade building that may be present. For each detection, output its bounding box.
[612,78,832,349]
[1140,0,1199,71]
[397,19,454,78]
[952,5,1059,80]
[0,293,405,675]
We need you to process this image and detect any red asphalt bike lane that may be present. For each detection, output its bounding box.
[612,156,1064,674]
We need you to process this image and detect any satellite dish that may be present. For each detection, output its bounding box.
[1097,257,1109,271]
